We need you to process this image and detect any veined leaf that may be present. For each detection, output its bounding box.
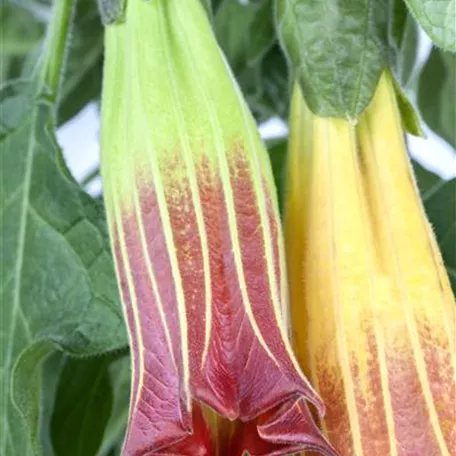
[101,0,335,454]
[275,0,389,118]
[403,0,456,51]
[0,1,127,454]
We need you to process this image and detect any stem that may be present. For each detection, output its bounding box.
[39,0,76,101]
[81,167,101,187]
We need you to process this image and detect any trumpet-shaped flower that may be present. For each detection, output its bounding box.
[100,0,336,455]
[285,72,455,455]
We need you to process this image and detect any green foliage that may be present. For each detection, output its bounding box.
[0,0,454,454]
[0,2,45,84]
[403,0,456,51]
[51,356,113,456]
[266,138,287,214]
[0,1,126,454]
[96,357,130,456]
[418,48,456,148]
[392,75,424,137]
[276,0,389,118]
[58,0,104,124]
[390,3,420,88]
[215,0,287,121]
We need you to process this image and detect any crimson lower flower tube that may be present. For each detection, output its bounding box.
[100,0,336,455]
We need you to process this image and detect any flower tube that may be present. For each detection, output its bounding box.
[100,0,336,454]
[285,72,455,455]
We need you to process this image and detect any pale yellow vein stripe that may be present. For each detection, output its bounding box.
[324,120,363,456]
[171,2,279,367]
[302,111,329,439]
[104,194,138,434]
[110,177,146,413]
[101,29,138,437]
[123,13,178,369]
[130,2,191,413]
[293,100,329,435]
[237,93,290,330]
[353,128,398,455]
[230,72,311,379]
[366,105,449,455]
[130,167,177,371]
[116,25,146,414]
[158,7,212,365]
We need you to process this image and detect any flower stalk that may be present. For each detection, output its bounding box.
[285,72,455,455]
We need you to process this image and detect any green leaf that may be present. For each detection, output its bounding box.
[395,15,419,89]
[246,0,275,65]
[51,356,114,456]
[96,357,130,456]
[413,161,456,293]
[384,1,423,137]
[403,0,456,51]
[215,0,275,70]
[9,341,57,455]
[0,2,45,85]
[388,0,420,88]
[242,46,290,122]
[276,0,389,118]
[40,352,67,456]
[10,343,66,456]
[392,75,424,137]
[0,1,127,454]
[58,0,104,124]
[214,0,285,121]
[266,137,287,215]
[215,0,262,72]
[2,0,104,125]
[418,47,456,148]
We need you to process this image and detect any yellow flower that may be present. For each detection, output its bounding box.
[285,72,455,455]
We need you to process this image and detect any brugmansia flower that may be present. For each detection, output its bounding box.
[100,0,336,454]
[285,72,455,455]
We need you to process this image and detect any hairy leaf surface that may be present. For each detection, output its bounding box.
[403,0,456,51]
[276,0,389,118]
[0,2,126,454]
